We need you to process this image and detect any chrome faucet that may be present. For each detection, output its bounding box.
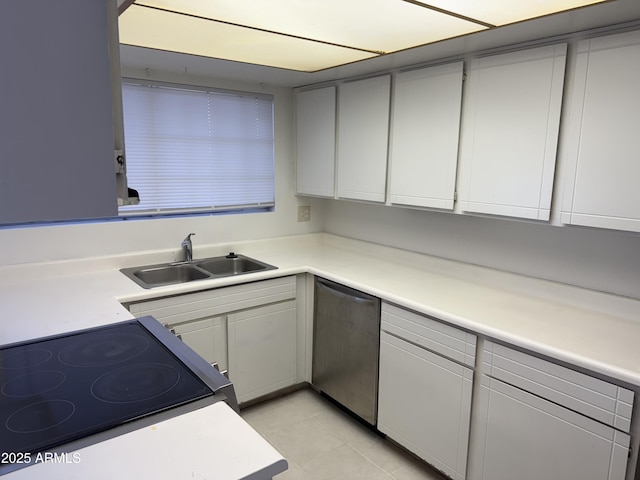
[181,233,195,262]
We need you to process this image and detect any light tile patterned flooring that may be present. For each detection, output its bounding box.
[241,388,447,480]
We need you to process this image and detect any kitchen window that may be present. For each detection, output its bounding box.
[119,80,275,216]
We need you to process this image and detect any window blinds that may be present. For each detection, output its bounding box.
[119,81,275,215]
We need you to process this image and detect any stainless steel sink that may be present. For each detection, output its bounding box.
[120,254,277,289]
[129,264,210,288]
[194,256,272,276]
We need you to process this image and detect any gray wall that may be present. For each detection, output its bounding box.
[0,0,117,224]
[322,199,640,299]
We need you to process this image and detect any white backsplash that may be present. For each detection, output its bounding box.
[322,199,640,300]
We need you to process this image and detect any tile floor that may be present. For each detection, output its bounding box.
[241,388,447,480]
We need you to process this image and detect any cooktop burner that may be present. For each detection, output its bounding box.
[0,318,225,473]
[2,349,52,369]
[59,332,150,367]
[2,370,67,397]
[91,363,180,403]
[6,399,76,434]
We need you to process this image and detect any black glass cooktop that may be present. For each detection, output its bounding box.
[0,320,213,459]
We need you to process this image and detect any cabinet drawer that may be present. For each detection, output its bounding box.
[381,303,476,367]
[483,341,634,433]
[128,276,296,324]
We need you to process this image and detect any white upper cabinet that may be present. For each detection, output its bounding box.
[458,44,567,220]
[337,75,391,203]
[389,62,464,210]
[560,30,640,233]
[295,86,336,197]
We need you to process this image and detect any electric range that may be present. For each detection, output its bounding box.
[0,316,237,476]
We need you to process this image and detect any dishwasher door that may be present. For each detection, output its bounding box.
[312,278,381,425]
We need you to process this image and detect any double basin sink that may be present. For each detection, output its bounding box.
[120,253,277,289]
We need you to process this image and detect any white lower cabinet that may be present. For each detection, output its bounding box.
[228,300,297,404]
[469,377,630,480]
[378,303,476,480]
[126,276,299,404]
[467,341,633,480]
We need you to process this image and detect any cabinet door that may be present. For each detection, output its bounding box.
[561,30,640,232]
[389,62,463,210]
[228,300,297,404]
[337,75,390,202]
[458,44,566,220]
[296,86,336,197]
[378,332,473,480]
[172,316,227,371]
[468,376,630,480]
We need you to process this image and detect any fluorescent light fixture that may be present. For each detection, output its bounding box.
[118,0,611,72]
[130,0,486,52]
[119,5,378,71]
[412,0,611,26]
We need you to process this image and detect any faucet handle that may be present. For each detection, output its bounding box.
[181,233,196,263]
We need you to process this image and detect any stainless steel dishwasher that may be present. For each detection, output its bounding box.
[312,277,381,426]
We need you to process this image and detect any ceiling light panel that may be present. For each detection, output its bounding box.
[119,5,378,71]
[131,0,487,54]
[412,0,610,26]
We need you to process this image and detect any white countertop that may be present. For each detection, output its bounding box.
[4,402,287,480]
[2,233,640,384]
[3,233,636,385]
[1,232,640,478]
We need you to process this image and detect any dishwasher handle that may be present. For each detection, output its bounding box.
[316,278,378,305]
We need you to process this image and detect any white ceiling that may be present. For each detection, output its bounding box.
[118,0,640,88]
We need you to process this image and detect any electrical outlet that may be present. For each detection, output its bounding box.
[297,205,311,222]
